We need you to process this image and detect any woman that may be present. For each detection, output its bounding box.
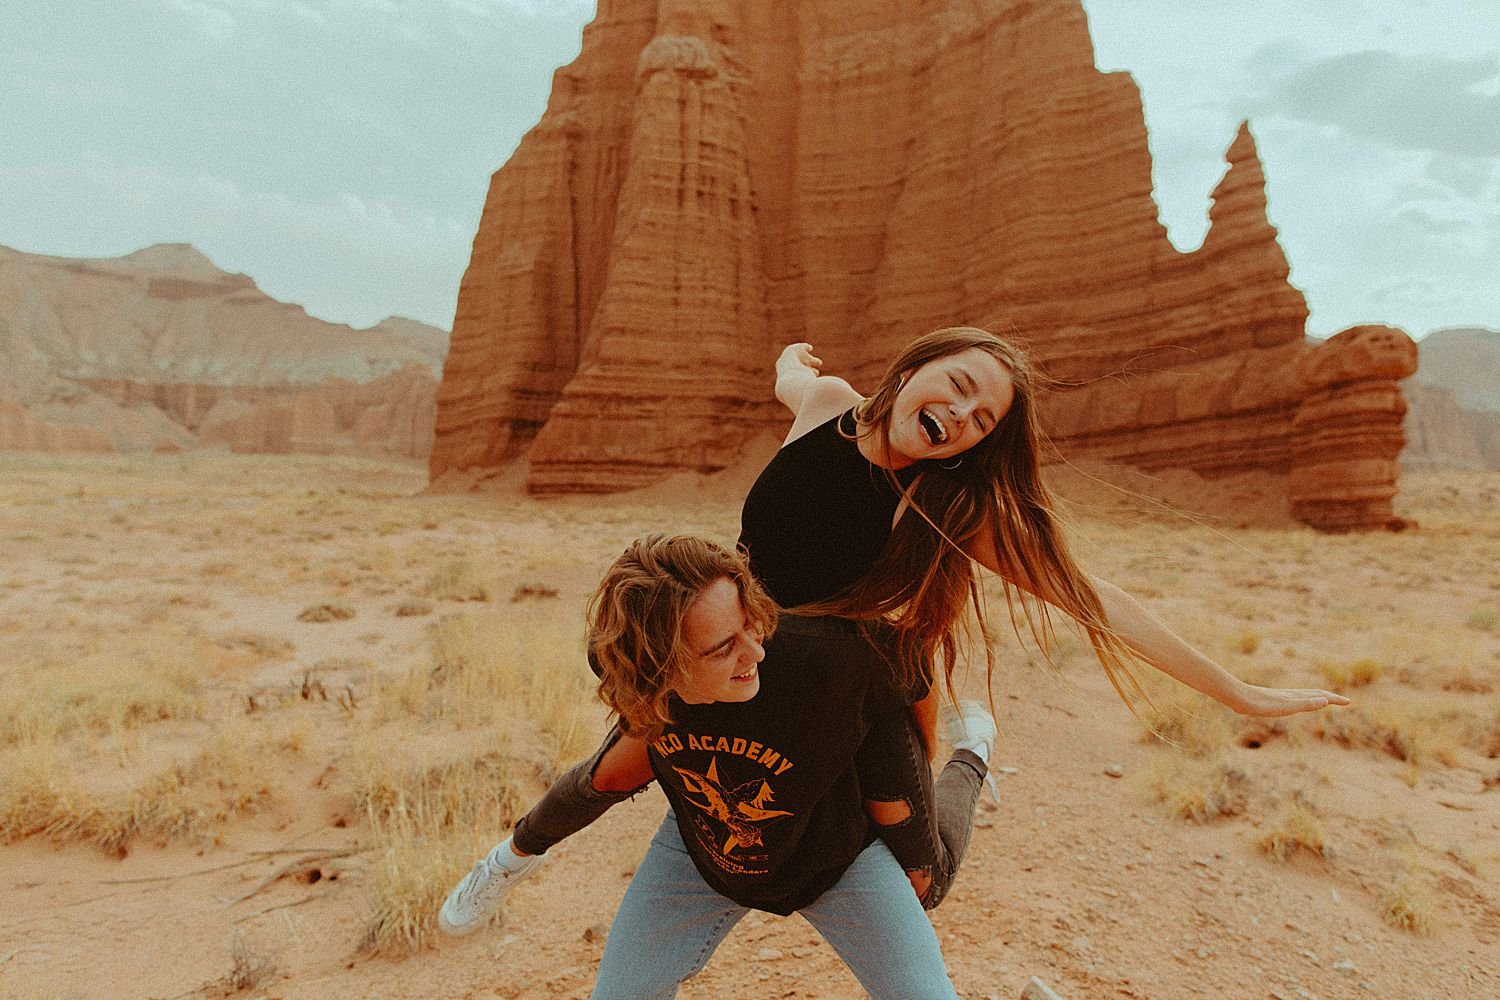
[441,327,1349,932]
[578,534,962,998]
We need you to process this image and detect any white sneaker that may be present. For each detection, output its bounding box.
[943,699,1001,802]
[438,837,545,936]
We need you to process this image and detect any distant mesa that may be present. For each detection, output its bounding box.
[431,0,1419,531]
[0,242,448,460]
[1401,327,1500,472]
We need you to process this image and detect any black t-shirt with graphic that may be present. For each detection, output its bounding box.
[647,614,906,916]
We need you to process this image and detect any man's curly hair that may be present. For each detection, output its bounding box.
[588,534,778,741]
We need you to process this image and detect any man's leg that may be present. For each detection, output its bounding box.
[590,815,748,1000]
[797,839,961,1000]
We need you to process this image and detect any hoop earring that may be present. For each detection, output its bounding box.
[938,456,963,471]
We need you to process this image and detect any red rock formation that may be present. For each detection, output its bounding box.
[1290,326,1417,531]
[0,243,446,459]
[433,0,1416,529]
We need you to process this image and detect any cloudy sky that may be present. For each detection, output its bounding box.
[1,0,1495,339]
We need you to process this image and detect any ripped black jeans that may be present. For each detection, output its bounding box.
[855,706,986,908]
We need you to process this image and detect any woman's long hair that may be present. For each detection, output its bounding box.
[588,534,779,741]
[809,327,1144,707]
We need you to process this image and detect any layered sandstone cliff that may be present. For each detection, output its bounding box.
[0,244,447,459]
[432,0,1416,530]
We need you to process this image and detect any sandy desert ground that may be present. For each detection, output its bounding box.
[0,453,1496,1000]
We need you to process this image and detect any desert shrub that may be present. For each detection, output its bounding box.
[424,560,491,603]
[1317,658,1384,690]
[1464,608,1499,633]
[1144,757,1248,823]
[1380,867,1436,934]
[511,582,559,602]
[1141,691,1238,756]
[298,602,356,623]
[214,630,295,660]
[351,736,528,954]
[1258,800,1327,861]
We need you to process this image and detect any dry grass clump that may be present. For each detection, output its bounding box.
[350,739,524,838]
[1316,658,1384,690]
[1463,607,1499,633]
[360,824,489,955]
[424,560,491,603]
[1307,703,1470,768]
[214,630,295,661]
[1231,632,1261,656]
[1140,689,1240,756]
[370,611,600,771]
[351,604,605,953]
[1257,799,1327,862]
[1437,662,1494,693]
[222,932,277,992]
[1143,757,1248,823]
[1379,863,1437,934]
[298,602,356,623]
[0,640,203,747]
[0,720,283,854]
[394,598,434,617]
[512,582,560,602]
[365,613,507,727]
[350,734,528,954]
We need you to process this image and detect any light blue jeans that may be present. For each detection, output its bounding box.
[590,814,960,999]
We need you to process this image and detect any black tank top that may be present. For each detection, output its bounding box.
[739,409,918,608]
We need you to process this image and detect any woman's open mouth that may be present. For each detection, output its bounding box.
[731,666,758,682]
[919,407,948,445]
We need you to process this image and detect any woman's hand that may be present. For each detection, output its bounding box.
[1231,685,1351,718]
[774,343,826,414]
[776,342,822,379]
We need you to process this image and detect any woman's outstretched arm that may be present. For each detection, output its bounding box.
[774,343,862,443]
[1087,576,1349,716]
[963,524,1350,718]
